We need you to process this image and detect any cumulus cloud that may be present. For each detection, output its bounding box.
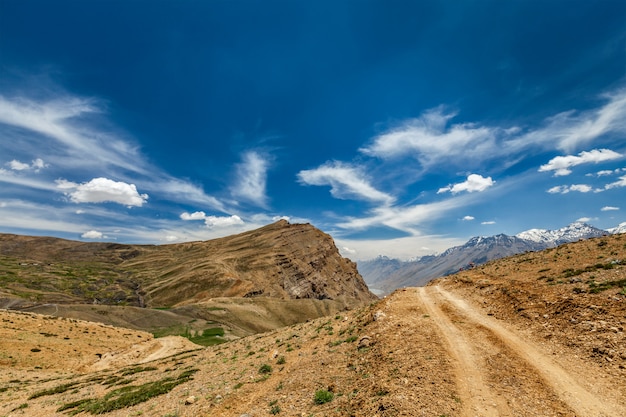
[462,215,475,221]
[8,160,30,170]
[204,215,244,228]
[180,211,207,221]
[601,206,620,211]
[538,149,622,176]
[57,177,148,207]
[231,151,270,208]
[7,158,48,172]
[576,217,594,223]
[437,174,495,194]
[297,161,395,204]
[81,230,103,239]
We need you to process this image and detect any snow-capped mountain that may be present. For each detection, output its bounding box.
[359,221,621,294]
[515,222,606,246]
[607,222,626,235]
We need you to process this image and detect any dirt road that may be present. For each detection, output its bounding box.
[415,285,624,417]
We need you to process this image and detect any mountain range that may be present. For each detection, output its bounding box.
[358,221,623,294]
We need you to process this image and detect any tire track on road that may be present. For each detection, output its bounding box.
[429,285,623,417]
[416,287,511,417]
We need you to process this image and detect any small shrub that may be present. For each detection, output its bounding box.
[276,356,286,365]
[259,364,272,374]
[314,389,334,404]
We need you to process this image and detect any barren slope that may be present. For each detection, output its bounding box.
[1,234,624,416]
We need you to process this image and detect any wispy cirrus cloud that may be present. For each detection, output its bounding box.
[230,151,270,208]
[360,106,500,169]
[360,88,626,172]
[297,161,395,205]
[0,91,226,212]
[539,149,622,176]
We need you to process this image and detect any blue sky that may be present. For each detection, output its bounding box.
[1,0,625,260]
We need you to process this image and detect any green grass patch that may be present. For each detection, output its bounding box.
[314,389,334,404]
[58,369,198,415]
[588,278,626,294]
[29,381,81,399]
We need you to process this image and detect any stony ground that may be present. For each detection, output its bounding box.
[0,233,625,416]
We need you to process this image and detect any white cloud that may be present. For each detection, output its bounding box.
[570,184,593,193]
[359,89,626,174]
[576,217,594,223]
[337,234,466,261]
[604,175,626,190]
[547,184,593,194]
[57,177,148,207]
[481,221,496,225]
[336,197,464,233]
[517,89,626,152]
[81,230,104,239]
[8,160,30,170]
[6,158,48,173]
[462,215,475,221]
[204,215,244,228]
[180,211,207,221]
[538,149,622,176]
[437,174,495,194]
[341,246,357,255]
[231,151,270,208]
[360,107,500,168]
[0,93,225,212]
[601,206,620,211]
[297,161,395,204]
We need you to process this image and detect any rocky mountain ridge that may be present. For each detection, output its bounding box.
[0,220,376,339]
[359,221,617,293]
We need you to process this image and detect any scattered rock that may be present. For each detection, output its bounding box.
[358,336,371,349]
[373,311,386,321]
[185,395,197,405]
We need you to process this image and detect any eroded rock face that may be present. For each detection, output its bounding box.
[126,220,378,307]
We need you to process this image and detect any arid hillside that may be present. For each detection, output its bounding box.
[0,220,375,307]
[1,233,624,416]
[0,221,376,340]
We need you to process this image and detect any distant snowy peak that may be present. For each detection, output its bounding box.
[516,222,606,246]
[608,222,626,235]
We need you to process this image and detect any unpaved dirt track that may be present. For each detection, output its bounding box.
[416,285,624,417]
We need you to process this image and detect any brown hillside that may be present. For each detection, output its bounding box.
[0,220,375,308]
[0,221,376,341]
[1,234,624,416]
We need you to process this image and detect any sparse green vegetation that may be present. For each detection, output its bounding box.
[29,381,81,399]
[58,369,198,415]
[259,364,272,374]
[313,389,334,404]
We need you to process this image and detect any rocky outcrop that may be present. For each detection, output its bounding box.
[136,220,377,307]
